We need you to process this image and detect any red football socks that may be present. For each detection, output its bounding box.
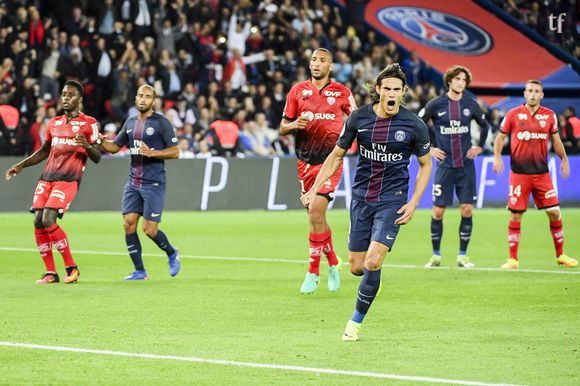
[46,224,76,267]
[308,233,322,275]
[550,219,564,257]
[35,228,55,272]
[309,229,339,272]
[508,220,521,260]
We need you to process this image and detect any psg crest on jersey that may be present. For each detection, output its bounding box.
[377,7,492,55]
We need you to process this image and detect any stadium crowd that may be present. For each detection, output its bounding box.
[491,0,579,60]
[0,0,577,157]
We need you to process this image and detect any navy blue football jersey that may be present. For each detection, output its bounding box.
[419,94,489,169]
[114,112,178,185]
[337,104,430,203]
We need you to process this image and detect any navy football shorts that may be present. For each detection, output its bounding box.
[121,181,166,222]
[348,199,404,252]
[432,164,476,207]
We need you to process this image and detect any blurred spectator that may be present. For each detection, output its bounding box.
[227,6,251,56]
[166,97,196,132]
[196,139,212,158]
[206,112,241,157]
[292,9,313,35]
[0,104,20,155]
[403,50,428,87]
[239,120,274,156]
[0,0,455,157]
[178,137,195,159]
[333,51,353,84]
[561,106,580,154]
[492,0,579,58]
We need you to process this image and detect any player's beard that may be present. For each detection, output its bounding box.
[137,102,154,113]
[311,71,328,81]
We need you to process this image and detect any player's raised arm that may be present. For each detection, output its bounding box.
[300,145,346,209]
[5,140,51,180]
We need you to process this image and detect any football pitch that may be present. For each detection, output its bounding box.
[0,208,578,385]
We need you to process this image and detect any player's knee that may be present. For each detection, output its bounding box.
[546,209,560,221]
[33,215,44,229]
[308,209,325,227]
[123,220,136,234]
[460,205,473,217]
[510,212,523,222]
[41,218,55,228]
[41,215,56,229]
[432,206,445,219]
[143,226,157,239]
[365,257,382,271]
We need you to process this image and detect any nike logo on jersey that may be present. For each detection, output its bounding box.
[127,129,133,133]
[358,129,369,132]
[151,213,160,217]
[438,111,447,117]
[386,235,394,240]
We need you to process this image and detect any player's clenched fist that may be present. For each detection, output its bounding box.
[74,133,90,149]
[294,116,310,130]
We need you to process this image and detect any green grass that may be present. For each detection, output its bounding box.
[0,209,579,385]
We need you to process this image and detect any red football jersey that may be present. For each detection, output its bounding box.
[500,104,558,174]
[40,113,100,182]
[283,79,356,164]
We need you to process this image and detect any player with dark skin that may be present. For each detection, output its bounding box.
[5,84,101,231]
[100,85,179,243]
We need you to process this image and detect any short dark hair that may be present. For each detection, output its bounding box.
[367,63,407,102]
[525,79,543,90]
[312,48,333,62]
[63,80,84,96]
[443,65,472,88]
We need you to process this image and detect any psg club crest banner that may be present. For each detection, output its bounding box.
[365,0,566,88]
[377,6,492,55]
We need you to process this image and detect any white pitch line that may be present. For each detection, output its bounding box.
[0,341,522,386]
[1,247,579,275]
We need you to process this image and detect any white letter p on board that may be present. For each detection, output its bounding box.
[201,157,229,210]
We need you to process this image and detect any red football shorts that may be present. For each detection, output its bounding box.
[297,159,343,197]
[31,180,79,215]
[508,172,559,212]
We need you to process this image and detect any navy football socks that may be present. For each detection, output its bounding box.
[151,229,176,256]
[431,217,443,254]
[125,233,144,270]
[352,268,381,323]
[459,216,473,255]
